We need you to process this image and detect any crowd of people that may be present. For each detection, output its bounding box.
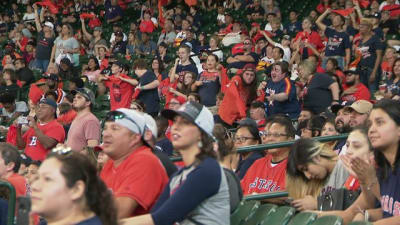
[0,0,399,224]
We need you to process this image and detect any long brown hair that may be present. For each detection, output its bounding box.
[47,152,117,225]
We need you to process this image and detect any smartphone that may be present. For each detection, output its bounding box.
[17,117,29,125]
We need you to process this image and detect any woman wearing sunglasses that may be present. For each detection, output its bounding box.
[30,147,117,225]
[121,101,230,225]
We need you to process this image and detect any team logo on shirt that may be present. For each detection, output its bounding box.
[248,177,281,192]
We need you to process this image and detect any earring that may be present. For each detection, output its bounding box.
[198,141,203,148]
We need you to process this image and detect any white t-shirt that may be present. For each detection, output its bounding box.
[274,43,291,62]
[1,101,28,119]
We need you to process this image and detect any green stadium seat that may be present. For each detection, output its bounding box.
[230,200,260,225]
[348,221,373,225]
[287,212,318,225]
[311,215,343,225]
[243,203,277,225]
[260,206,296,225]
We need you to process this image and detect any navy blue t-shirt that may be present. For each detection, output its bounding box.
[357,34,384,69]
[197,71,221,107]
[105,0,123,20]
[176,63,198,83]
[284,21,302,37]
[155,138,174,156]
[138,71,160,114]
[324,27,351,57]
[228,52,259,69]
[76,216,102,225]
[264,77,300,119]
[236,152,264,180]
[303,73,334,114]
[379,166,400,218]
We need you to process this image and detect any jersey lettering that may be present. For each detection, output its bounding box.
[248,177,280,192]
[29,136,38,146]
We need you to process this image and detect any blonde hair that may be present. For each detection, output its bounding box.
[299,59,317,76]
[286,139,338,199]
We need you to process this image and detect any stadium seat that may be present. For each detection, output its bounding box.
[242,203,277,225]
[311,215,343,225]
[260,206,296,225]
[348,221,373,225]
[287,212,318,225]
[230,200,260,225]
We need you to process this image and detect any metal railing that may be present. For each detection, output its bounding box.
[244,191,289,201]
[170,134,348,162]
[0,180,16,225]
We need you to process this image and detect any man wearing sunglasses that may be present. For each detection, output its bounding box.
[16,98,65,161]
[227,37,259,70]
[241,117,295,196]
[100,109,168,219]
[341,68,371,102]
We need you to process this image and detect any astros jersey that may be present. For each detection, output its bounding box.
[241,154,287,195]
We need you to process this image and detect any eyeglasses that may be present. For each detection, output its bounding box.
[233,136,255,143]
[345,73,355,77]
[104,111,143,135]
[244,42,251,45]
[259,131,288,138]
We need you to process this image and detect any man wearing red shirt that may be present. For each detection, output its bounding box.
[100,108,168,219]
[0,143,28,197]
[241,117,295,195]
[341,69,371,102]
[97,61,138,110]
[16,98,65,161]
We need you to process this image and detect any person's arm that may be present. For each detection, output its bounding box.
[369,49,383,84]
[32,4,42,32]
[139,80,159,90]
[267,92,289,102]
[354,0,364,20]
[227,56,240,64]
[317,190,376,225]
[119,76,139,86]
[31,125,58,150]
[107,15,122,23]
[96,75,108,95]
[234,54,256,62]
[304,42,321,58]
[80,18,93,40]
[115,197,139,219]
[16,125,26,149]
[169,58,180,83]
[49,43,56,65]
[345,48,351,70]
[373,216,400,225]
[329,82,340,104]
[316,8,331,32]
[262,31,277,46]
[168,88,188,99]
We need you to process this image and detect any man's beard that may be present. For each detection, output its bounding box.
[345,80,355,86]
[335,122,352,133]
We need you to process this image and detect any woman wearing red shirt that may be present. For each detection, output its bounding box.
[293,17,324,60]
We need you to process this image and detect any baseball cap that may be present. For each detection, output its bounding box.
[71,88,95,105]
[105,108,146,136]
[44,21,54,29]
[283,35,291,40]
[343,68,361,75]
[162,101,215,139]
[331,101,353,115]
[115,31,123,37]
[39,98,57,110]
[242,63,256,72]
[142,113,158,138]
[344,100,373,114]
